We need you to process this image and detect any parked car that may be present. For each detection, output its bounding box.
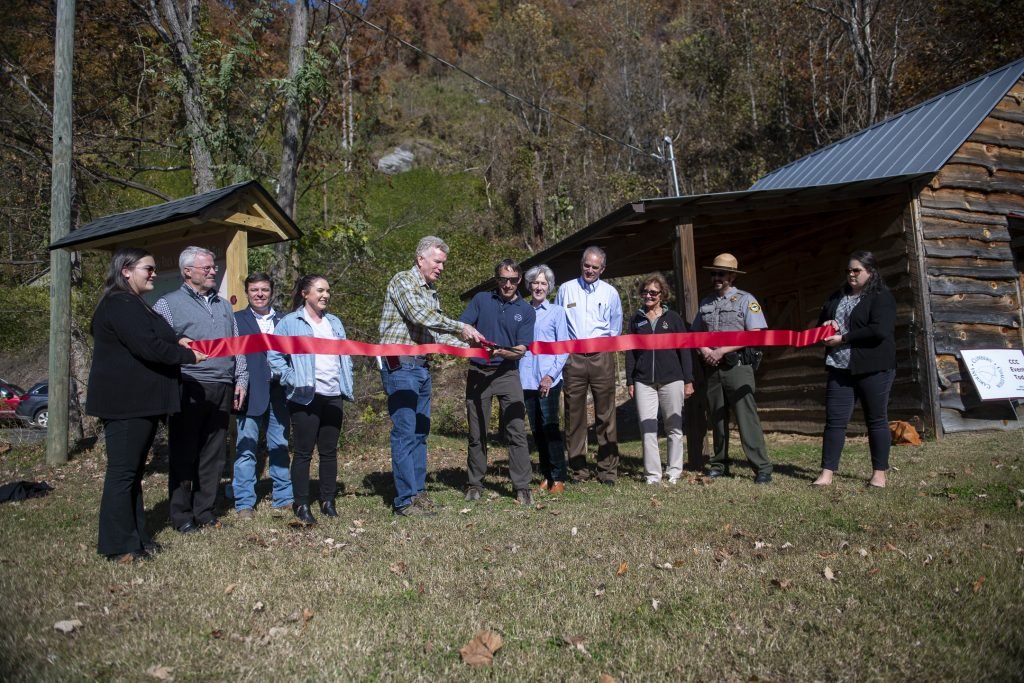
[0,379,25,423]
[15,381,48,429]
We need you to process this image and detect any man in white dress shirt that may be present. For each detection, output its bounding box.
[554,246,623,485]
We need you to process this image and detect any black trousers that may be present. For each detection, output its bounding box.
[97,416,160,557]
[288,393,344,505]
[822,368,895,472]
[168,381,231,527]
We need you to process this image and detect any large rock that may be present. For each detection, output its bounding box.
[377,146,415,175]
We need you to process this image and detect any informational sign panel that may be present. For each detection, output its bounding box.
[960,349,1024,400]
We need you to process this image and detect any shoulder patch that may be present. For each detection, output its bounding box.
[748,302,762,313]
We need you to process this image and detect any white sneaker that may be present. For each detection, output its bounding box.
[668,477,679,485]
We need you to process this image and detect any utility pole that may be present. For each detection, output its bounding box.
[47,0,75,465]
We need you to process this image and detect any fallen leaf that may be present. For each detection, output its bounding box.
[858,548,869,558]
[252,601,265,612]
[780,542,794,549]
[770,578,792,590]
[534,503,546,510]
[616,561,628,576]
[924,554,933,565]
[224,583,237,595]
[144,665,173,680]
[286,611,301,622]
[268,627,289,638]
[389,562,408,576]
[884,542,899,552]
[323,538,335,546]
[53,619,82,634]
[867,567,881,576]
[823,566,835,581]
[562,634,590,656]
[972,576,986,593]
[594,583,606,597]
[753,541,766,550]
[672,559,686,568]
[1016,498,1023,510]
[655,562,675,570]
[839,540,850,551]
[460,508,471,514]
[651,599,660,610]
[303,608,314,623]
[598,675,618,683]
[571,527,578,537]
[459,629,503,667]
[210,629,224,639]
[650,497,662,508]
[713,548,732,564]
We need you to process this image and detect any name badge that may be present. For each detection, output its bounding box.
[567,302,576,308]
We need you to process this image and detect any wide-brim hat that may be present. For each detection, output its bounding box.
[703,253,744,274]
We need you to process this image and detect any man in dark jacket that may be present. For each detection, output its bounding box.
[232,273,291,519]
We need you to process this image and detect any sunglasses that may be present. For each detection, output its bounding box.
[641,289,661,297]
[496,276,520,286]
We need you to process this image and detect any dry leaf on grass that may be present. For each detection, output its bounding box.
[616,561,628,576]
[713,548,733,564]
[303,608,314,623]
[224,583,237,595]
[867,568,881,576]
[594,583,606,597]
[571,527,578,537]
[823,566,836,581]
[144,665,173,680]
[562,634,590,657]
[599,675,618,683]
[770,578,792,590]
[252,601,265,612]
[389,562,408,576]
[53,619,82,634]
[650,497,662,508]
[210,629,224,639]
[972,576,986,592]
[459,629,503,667]
[651,599,660,610]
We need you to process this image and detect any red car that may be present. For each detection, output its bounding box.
[0,379,25,423]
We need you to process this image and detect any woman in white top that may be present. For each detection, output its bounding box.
[268,275,354,524]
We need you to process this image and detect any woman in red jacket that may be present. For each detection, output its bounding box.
[813,250,897,488]
[88,247,206,562]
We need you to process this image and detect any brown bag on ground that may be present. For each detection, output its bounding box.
[889,420,922,446]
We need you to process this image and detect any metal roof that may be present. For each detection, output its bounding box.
[752,57,1024,191]
[49,180,300,250]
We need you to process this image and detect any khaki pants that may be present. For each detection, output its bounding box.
[563,352,619,482]
[704,363,771,475]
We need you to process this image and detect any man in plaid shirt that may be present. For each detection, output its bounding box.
[379,235,483,516]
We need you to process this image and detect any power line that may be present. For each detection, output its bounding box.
[325,0,665,161]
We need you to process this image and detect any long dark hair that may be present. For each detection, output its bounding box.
[291,274,327,312]
[843,250,887,295]
[91,247,154,334]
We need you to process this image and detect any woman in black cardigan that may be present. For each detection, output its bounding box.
[88,247,206,562]
[625,274,695,484]
[813,250,897,488]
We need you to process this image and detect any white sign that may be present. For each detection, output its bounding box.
[960,349,1024,400]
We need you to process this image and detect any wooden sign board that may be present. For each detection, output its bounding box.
[960,349,1024,401]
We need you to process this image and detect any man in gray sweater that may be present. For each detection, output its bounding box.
[155,246,247,533]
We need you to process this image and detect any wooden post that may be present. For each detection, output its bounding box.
[46,0,75,465]
[907,194,943,439]
[675,222,708,471]
[225,229,249,311]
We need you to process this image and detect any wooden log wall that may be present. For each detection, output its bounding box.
[918,79,1024,433]
[704,194,927,436]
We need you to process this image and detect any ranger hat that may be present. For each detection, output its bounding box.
[703,253,745,274]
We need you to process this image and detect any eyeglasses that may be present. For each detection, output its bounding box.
[641,289,661,297]
[187,264,217,273]
[133,265,156,274]
[848,268,863,274]
[496,276,520,286]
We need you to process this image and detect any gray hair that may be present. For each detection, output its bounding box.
[179,245,216,272]
[415,236,450,259]
[524,264,555,293]
[581,245,607,267]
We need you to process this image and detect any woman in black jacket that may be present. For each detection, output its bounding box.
[813,250,897,488]
[88,247,206,562]
[625,274,694,484]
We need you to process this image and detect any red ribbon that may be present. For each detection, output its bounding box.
[191,326,833,359]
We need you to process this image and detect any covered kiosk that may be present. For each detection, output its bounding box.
[49,180,300,309]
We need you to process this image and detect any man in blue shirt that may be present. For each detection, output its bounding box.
[555,246,623,485]
[460,259,536,504]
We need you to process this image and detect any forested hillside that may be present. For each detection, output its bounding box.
[1,0,1021,339]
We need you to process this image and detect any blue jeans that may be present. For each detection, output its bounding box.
[524,385,566,482]
[380,364,432,510]
[233,392,292,510]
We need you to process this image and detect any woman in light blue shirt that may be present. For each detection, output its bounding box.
[269,275,353,525]
[519,265,569,493]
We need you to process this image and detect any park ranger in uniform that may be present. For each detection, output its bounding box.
[692,253,773,484]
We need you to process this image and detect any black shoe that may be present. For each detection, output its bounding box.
[175,522,198,534]
[464,487,481,502]
[515,489,533,505]
[143,541,162,554]
[754,472,773,485]
[707,469,730,479]
[197,517,222,529]
[320,500,338,517]
[293,504,317,525]
[413,492,435,510]
[601,480,615,488]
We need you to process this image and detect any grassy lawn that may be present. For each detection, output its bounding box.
[1,427,1022,681]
